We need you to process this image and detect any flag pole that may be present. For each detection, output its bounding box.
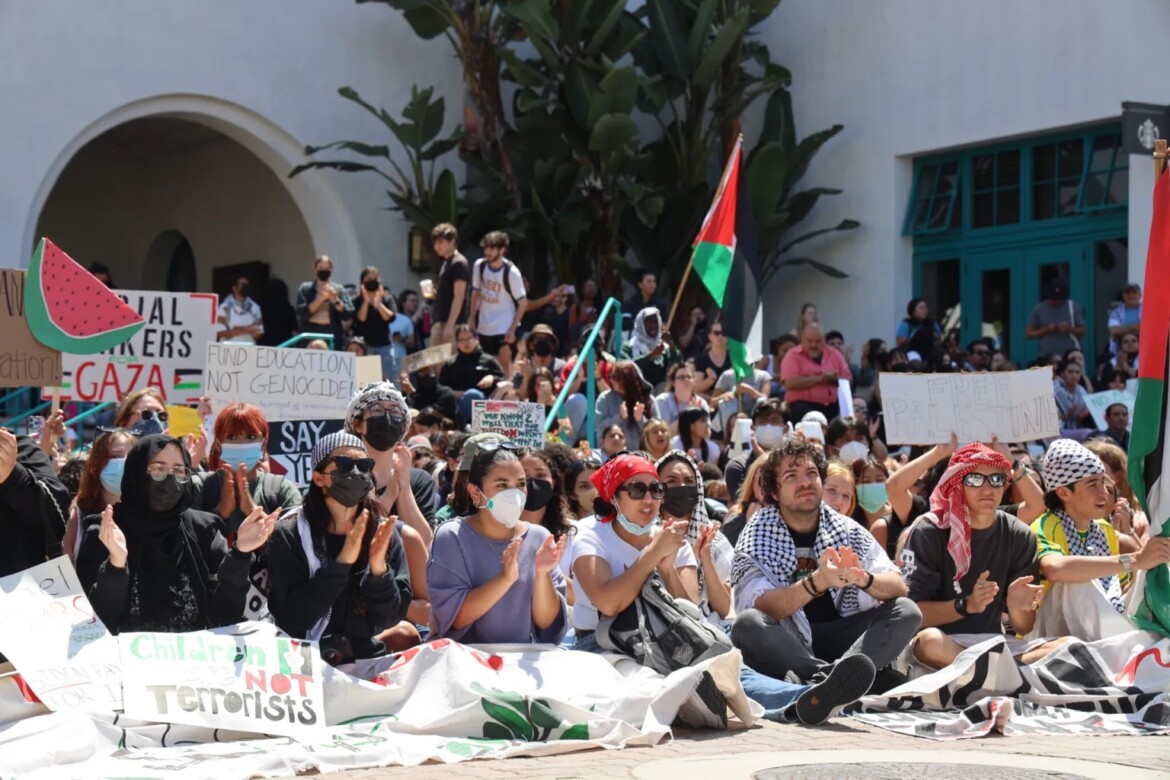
[1156,138,1167,178]
[665,135,745,332]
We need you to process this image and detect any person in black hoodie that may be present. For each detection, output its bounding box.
[266,432,412,664]
[76,435,275,634]
[441,325,505,426]
[0,428,70,576]
[402,365,460,426]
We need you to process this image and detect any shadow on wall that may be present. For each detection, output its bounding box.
[142,229,196,292]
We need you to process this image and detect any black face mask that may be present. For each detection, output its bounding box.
[317,269,332,282]
[148,475,186,514]
[415,373,437,390]
[364,414,405,452]
[532,340,554,357]
[328,471,372,508]
[363,279,380,292]
[662,484,700,519]
[524,478,555,512]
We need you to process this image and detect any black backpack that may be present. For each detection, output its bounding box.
[475,258,522,303]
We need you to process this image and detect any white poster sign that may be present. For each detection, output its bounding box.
[837,378,854,417]
[51,290,219,404]
[880,369,1060,444]
[0,557,121,711]
[1085,389,1135,432]
[120,630,325,739]
[268,418,346,486]
[205,343,355,421]
[471,400,546,448]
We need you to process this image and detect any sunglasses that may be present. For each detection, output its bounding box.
[364,405,406,422]
[962,472,1008,488]
[619,481,667,500]
[327,455,376,474]
[711,330,725,336]
[139,410,169,423]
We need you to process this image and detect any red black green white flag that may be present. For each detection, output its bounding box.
[691,136,763,381]
[1129,166,1170,637]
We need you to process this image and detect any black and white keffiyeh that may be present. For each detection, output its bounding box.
[1054,510,1125,613]
[731,502,894,649]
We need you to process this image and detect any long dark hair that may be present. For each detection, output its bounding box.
[677,407,709,454]
[519,448,572,539]
[454,448,521,516]
[302,464,383,567]
[564,459,599,519]
[611,360,650,421]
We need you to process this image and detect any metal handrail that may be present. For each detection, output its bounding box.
[276,333,336,348]
[543,297,623,447]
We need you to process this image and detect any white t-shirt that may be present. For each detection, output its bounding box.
[217,296,263,343]
[569,518,697,631]
[472,259,525,336]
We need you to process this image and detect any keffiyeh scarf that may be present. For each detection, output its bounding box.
[927,443,1012,588]
[1055,510,1125,613]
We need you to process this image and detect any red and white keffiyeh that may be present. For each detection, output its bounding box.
[927,443,1012,586]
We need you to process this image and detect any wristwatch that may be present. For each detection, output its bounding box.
[1010,459,1026,481]
[954,595,970,616]
[1120,554,1134,574]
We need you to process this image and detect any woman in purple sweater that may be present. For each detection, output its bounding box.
[427,442,568,644]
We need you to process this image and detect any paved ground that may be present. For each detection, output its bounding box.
[305,718,1169,780]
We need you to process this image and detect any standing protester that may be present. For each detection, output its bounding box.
[430,223,470,346]
[780,323,852,422]
[1025,277,1085,358]
[353,266,400,382]
[694,321,732,396]
[0,429,70,578]
[216,276,264,344]
[296,255,353,350]
[1106,282,1142,356]
[895,298,943,360]
[469,231,526,378]
[621,271,669,334]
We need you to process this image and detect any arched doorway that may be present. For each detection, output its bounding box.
[141,229,197,292]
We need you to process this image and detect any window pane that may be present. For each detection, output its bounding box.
[1083,170,1109,208]
[1089,135,1116,172]
[998,189,1020,224]
[973,155,995,190]
[928,197,952,230]
[981,268,1012,352]
[1109,167,1129,205]
[1033,182,1056,220]
[921,259,960,327]
[973,192,995,227]
[916,166,938,198]
[997,151,1020,187]
[1058,140,1083,178]
[1033,145,1056,182]
[1059,179,1080,215]
[937,161,959,195]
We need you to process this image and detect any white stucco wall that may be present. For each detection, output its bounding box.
[0,0,463,286]
[756,0,1170,348]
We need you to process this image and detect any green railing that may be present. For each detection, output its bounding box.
[544,297,623,447]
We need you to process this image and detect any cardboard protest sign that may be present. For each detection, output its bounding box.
[49,291,218,404]
[0,557,121,711]
[205,343,355,421]
[356,355,383,386]
[880,369,1060,444]
[0,269,61,387]
[471,400,546,447]
[1085,389,1135,431]
[165,404,204,438]
[267,419,346,486]
[120,630,325,739]
[401,343,454,374]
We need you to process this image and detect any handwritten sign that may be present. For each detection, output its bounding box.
[120,630,324,739]
[356,355,383,386]
[268,419,345,486]
[471,400,545,448]
[0,557,121,711]
[205,343,355,421]
[1085,389,1135,432]
[50,291,218,404]
[880,369,1060,444]
[0,269,62,387]
[401,343,454,374]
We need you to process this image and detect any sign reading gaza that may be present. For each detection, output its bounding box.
[880,369,1060,444]
[50,291,219,404]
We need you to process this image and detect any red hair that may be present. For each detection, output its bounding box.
[76,430,136,514]
[208,403,269,470]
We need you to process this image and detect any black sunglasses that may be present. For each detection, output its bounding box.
[619,481,667,500]
[963,472,1008,488]
[139,410,169,423]
[328,455,376,475]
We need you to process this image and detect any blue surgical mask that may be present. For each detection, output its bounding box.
[856,483,889,514]
[616,510,659,536]
[220,441,264,471]
[100,457,126,496]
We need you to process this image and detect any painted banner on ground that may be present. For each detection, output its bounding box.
[471,400,545,447]
[48,290,218,404]
[267,418,346,486]
[0,557,120,711]
[1085,388,1135,431]
[205,343,355,421]
[120,629,325,740]
[0,269,61,387]
[880,369,1060,444]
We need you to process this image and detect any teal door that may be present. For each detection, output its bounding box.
[1020,241,1092,366]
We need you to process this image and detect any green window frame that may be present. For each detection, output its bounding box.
[904,161,961,235]
[970,149,1021,228]
[1076,131,1129,212]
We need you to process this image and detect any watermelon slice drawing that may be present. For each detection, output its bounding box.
[24,238,145,354]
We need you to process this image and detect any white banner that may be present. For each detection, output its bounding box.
[880,369,1060,444]
[50,290,219,404]
[120,629,325,740]
[205,343,356,421]
[471,400,546,448]
[0,557,121,712]
[1084,388,1135,432]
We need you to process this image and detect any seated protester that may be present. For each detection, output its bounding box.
[0,428,71,580]
[401,364,460,426]
[565,458,601,522]
[65,428,136,561]
[640,418,673,462]
[850,455,892,538]
[77,435,275,633]
[821,459,857,518]
[654,363,710,433]
[441,325,506,427]
[596,361,655,448]
[904,443,1069,669]
[625,307,681,389]
[722,457,767,547]
[731,438,919,689]
[711,363,773,434]
[1084,439,1149,547]
[1053,358,1096,440]
[657,451,734,629]
[427,442,568,645]
[266,433,413,662]
[723,400,786,503]
[436,433,506,526]
[1029,440,1170,641]
[671,407,721,466]
[519,447,573,541]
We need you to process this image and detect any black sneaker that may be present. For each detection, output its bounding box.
[794,654,876,726]
[674,670,729,729]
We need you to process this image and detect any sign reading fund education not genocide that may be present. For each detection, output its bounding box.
[120,630,325,739]
[471,400,545,448]
[50,291,218,404]
[880,369,1060,444]
[205,343,355,421]
[268,418,346,486]
[0,557,121,711]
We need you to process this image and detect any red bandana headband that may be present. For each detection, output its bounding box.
[590,454,658,522]
[927,443,1012,585]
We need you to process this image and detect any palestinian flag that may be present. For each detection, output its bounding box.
[1129,166,1170,637]
[692,136,763,380]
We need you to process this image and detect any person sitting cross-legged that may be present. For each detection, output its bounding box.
[731,437,921,692]
[1029,439,1170,641]
[904,443,1071,670]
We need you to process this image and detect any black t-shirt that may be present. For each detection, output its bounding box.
[352,294,397,347]
[887,494,929,559]
[791,528,839,623]
[904,510,1039,636]
[696,350,731,382]
[722,512,746,546]
[435,252,471,324]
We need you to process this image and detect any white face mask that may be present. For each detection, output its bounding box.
[482,487,527,528]
[755,423,786,449]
